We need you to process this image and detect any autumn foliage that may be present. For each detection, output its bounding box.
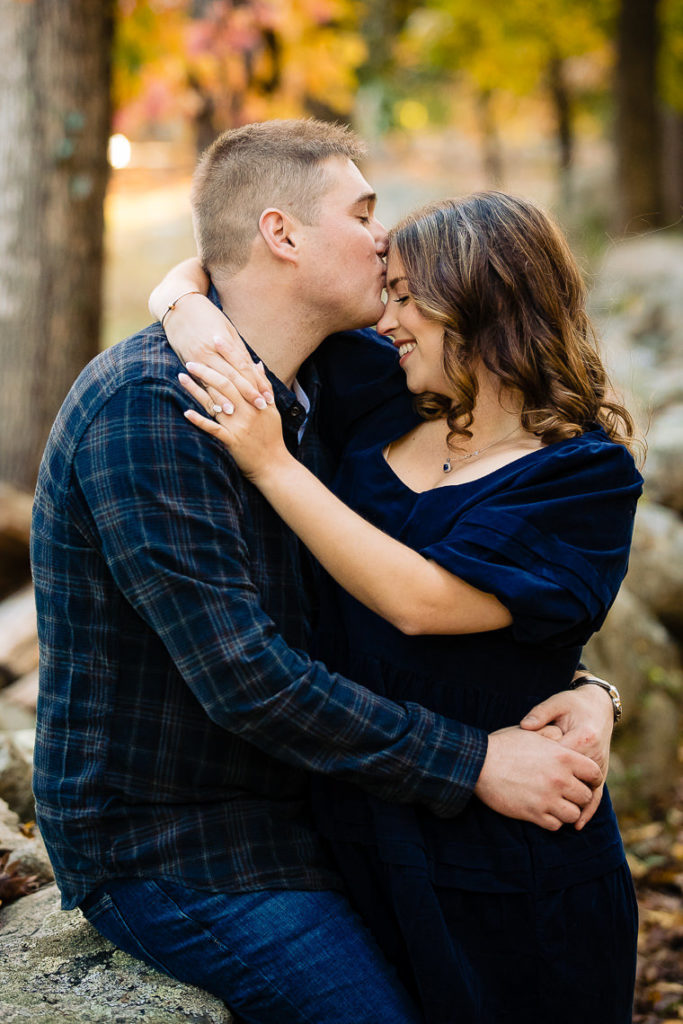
[114,0,366,145]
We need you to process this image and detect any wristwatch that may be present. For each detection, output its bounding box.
[571,675,623,724]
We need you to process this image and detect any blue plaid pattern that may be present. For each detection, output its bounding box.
[31,321,487,910]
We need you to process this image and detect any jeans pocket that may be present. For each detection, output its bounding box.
[81,889,115,926]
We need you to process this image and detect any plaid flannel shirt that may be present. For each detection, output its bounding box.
[31,319,487,910]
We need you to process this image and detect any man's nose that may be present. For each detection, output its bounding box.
[373,217,389,255]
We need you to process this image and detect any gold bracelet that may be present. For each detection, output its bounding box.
[160,290,202,329]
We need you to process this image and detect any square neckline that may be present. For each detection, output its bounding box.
[379,436,556,496]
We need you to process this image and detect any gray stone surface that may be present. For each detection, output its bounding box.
[0,884,232,1024]
[0,732,34,821]
[626,500,683,630]
[642,403,683,514]
[586,588,683,810]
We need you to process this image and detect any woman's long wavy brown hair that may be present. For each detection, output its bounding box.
[389,192,639,455]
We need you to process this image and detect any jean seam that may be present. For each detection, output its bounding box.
[82,891,114,924]
[101,888,175,977]
[150,880,321,1024]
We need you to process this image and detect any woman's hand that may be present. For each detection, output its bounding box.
[150,257,272,408]
[179,361,290,483]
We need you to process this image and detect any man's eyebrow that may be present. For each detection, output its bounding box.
[351,191,377,208]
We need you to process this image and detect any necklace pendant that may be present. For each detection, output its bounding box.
[442,459,452,474]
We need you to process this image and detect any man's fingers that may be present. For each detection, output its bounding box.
[539,813,564,831]
[536,724,563,742]
[565,748,603,789]
[554,799,582,825]
[562,776,594,807]
[575,784,604,830]
[520,692,564,730]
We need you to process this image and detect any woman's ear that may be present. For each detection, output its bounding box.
[258,208,300,264]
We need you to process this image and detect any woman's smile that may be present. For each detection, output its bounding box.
[395,339,417,364]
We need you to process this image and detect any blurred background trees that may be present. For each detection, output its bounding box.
[1,0,681,492]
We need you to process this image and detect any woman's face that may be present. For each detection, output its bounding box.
[377,251,453,396]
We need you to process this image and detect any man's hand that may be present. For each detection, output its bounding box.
[520,685,615,830]
[474,726,603,831]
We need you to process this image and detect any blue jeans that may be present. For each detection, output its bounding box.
[80,878,421,1024]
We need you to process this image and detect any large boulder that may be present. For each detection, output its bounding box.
[626,500,683,634]
[0,884,232,1024]
[590,234,683,416]
[641,404,683,515]
[585,588,683,813]
[0,798,54,888]
[590,234,683,515]
[0,732,34,821]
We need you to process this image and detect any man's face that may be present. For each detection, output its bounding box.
[298,157,388,332]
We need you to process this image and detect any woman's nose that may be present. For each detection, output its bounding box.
[376,300,396,337]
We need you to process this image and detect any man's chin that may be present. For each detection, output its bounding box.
[335,305,386,334]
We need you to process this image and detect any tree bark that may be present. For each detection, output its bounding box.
[0,0,113,492]
[477,90,504,187]
[661,105,683,225]
[548,55,574,207]
[615,0,664,233]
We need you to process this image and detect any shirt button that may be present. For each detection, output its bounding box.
[289,403,304,418]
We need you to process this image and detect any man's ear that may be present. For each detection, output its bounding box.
[258,208,301,264]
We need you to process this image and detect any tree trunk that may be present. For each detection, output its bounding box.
[661,105,683,225]
[548,55,574,206]
[615,0,663,233]
[477,90,504,187]
[0,0,113,492]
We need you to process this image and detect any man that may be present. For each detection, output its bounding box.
[32,119,614,1023]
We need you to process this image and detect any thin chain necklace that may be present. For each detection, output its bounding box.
[443,424,523,473]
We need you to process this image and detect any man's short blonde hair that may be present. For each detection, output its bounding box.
[191,119,366,275]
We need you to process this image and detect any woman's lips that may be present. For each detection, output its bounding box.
[395,340,417,366]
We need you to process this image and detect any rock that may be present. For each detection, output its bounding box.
[0,693,38,732]
[626,501,683,632]
[0,583,39,686]
[0,733,34,821]
[590,235,683,415]
[0,483,32,600]
[4,830,54,887]
[0,797,53,886]
[585,589,683,814]
[12,727,35,761]
[0,795,20,828]
[2,666,39,713]
[589,236,683,514]
[642,404,683,514]
[585,588,682,721]
[0,884,232,1023]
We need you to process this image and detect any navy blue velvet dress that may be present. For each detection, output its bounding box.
[313,425,643,1024]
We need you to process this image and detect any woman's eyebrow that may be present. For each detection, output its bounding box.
[388,275,408,289]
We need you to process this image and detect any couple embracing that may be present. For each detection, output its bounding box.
[32,118,641,1023]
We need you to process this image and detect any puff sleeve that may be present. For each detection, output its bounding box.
[419,432,643,646]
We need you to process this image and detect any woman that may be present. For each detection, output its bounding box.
[163,193,642,1022]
